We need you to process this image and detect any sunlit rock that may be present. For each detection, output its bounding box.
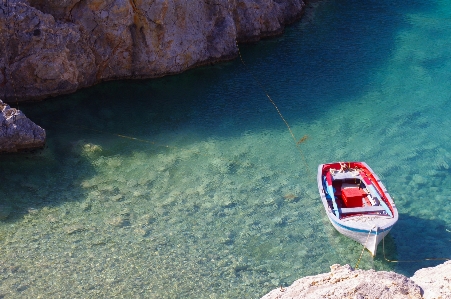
[1,0,304,101]
[260,264,423,299]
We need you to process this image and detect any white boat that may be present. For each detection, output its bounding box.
[317,162,398,256]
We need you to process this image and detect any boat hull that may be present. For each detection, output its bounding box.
[327,213,394,256]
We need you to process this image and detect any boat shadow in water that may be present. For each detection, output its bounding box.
[320,212,450,275]
[382,213,451,277]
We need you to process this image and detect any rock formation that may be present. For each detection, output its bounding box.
[0,0,305,101]
[0,99,46,152]
[261,261,451,299]
[411,261,451,299]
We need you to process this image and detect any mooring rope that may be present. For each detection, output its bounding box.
[234,40,311,175]
[48,120,171,148]
[382,237,450,263]
[43,40,313,178]
[238,36,451,267]
[235,41,451,267]
[353,225,450,266]
[355,225,375,269]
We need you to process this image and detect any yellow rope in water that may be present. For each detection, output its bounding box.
[26,39,312,178]
[234,40,311,175]
[49,121,171,148]
[237,33,451,268]
[382,237,450,263]
[355,226,374,269]
[42,42,311,168]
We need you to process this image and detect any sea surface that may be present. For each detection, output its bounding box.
[1,0,451,297]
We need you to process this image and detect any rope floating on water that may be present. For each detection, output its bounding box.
[233,34,451,268]
[234,40,311,175]
[353,226,450,265]
[48,121,171,148]
[382,237,450,263]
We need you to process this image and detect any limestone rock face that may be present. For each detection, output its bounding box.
[0,0,304,101]
[260,264,423,299]
[1,1,96,100]
[0,99,46,152]
[261,261,451,299]
[411,261,451,299]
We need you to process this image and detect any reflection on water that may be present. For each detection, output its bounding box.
[1,0,451,297]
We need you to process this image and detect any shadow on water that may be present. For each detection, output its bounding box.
[0,0,437,226]
[15,0,435,142]
[0,147,98,222]
[235,0,435,123]
[0,1,448,297]
[317,212,450,275]
[383,213,451,276]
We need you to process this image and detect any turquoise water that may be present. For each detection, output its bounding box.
[1,0,451,297]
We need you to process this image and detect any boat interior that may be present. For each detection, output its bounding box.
[323,168,391,218]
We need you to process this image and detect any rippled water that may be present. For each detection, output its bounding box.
[1,0,451,297]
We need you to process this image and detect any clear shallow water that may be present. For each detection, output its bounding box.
[1,0,451,297]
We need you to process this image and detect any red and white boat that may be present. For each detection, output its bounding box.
[317,162,398,256]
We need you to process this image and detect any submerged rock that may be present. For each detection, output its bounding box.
[0,0,304,101]
[0,100,46,152]
[63,224,85,235]
[106,215,129,228]
[0,205,12,220]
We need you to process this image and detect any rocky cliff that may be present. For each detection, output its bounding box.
[260,261,451,299]
[0,0,304,102]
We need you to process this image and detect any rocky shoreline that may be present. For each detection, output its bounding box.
[1,0,305,102]
[1,0,306,151]
[1,1,449,295]
[0,99,45,152]
[260,261,451,299]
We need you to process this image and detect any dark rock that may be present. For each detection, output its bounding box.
[0,99,46,152]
